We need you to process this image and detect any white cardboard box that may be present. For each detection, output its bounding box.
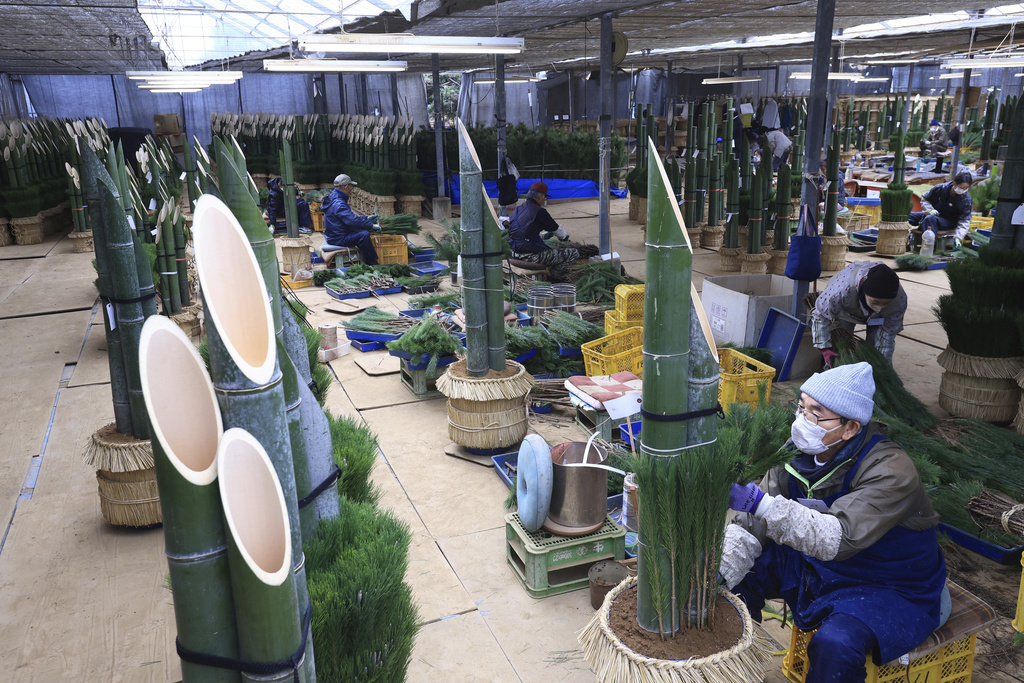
[700,274,793,347]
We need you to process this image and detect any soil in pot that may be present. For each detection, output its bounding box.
[608,587,743,661]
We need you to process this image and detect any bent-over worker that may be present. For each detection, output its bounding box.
[765,128,793,171]
[920,119,950,172]
[322,173,380,266]
[908,171,973,241]
[811,261,907,366]
[507,182,580,267]
[723,362,947,683]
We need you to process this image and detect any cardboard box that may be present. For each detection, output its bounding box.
[160,133,185,152]
[153,113,181,135]
[700,274,793,347]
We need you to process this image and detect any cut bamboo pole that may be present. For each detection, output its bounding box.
[281,134,299,239]
[218,429,308,683]
[482,181,506,372]
[457,119,488,377]
[173,207,191,307]
[822,128,840,237]
[991,96,1024,251]
[278,336,317,543]
[193,195,315,682]
[158,205,182,314]
[139,316,240,683]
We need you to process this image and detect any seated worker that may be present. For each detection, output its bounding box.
[811,261,907,366]
[920,119,950,172]
[266,177,313,234]
[853,116,873,151]
[909,171,973,240]
[722,362,947,683]
[765,128,793,171]
[506,182,580,267]
[322,174,380,265]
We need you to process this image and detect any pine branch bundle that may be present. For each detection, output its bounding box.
[567,262,642,304]
[931,478,1023,548]
[378,213,421,235]
[408,290,461,311]
[385,316,463,374]
[967,489,1024,539]
[539,311,604,348]
[934,294,1024,358]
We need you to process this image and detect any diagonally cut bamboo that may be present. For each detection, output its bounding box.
[193,195,315,682]
[139,316,240,683]
[457,119,488,377]
[218,429,308,683]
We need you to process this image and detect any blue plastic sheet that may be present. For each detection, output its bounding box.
[448,176,625,204]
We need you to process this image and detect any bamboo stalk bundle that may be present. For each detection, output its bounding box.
[822,128,841,237]
[457,120,488,377]
[218,429,309,683]
[138,316,240,682]
[158,204,183,313]
[967,490,1024,538]
[482,178,506,371]
[280,133,299,239]
[173,206,191,306]
[990,93,1024,251]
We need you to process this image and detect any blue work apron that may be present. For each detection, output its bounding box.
[784,434,947,663]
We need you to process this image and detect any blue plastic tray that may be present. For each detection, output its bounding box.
[412,249,436,262]
[343,329,401,343]
[756,307,806,382]
[847,197,881,207]
[618,421,641,448]
[351,339,386,352]
[389,350,459,371]
[491,453,623,513]
[938,522,1024,565]
[325,285,371,301]
[558,344,582,357]
[514,349,537,363]
[412,260,448,276]
[851,228,878,244]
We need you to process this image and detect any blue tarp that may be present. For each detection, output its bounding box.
[448,176,625,205]
[846,197,881,207]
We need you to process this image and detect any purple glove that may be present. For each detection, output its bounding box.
[729,482,766,514]
[822,349,839,368]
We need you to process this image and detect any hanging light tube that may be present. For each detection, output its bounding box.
[935,72,979,79]
[474,76,540,84]
[701,76,764,84]
[789,72,863,80]
[298,33,524,55]
[942,55,1024,69]
[127,71,242,84]
[263,59,407,72]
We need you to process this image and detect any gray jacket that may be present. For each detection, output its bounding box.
[735,422,939,562]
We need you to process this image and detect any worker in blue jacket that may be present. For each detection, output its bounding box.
[506,182,580,267]
[322,173,379,265]
[908,171,973,240]
[722,362,948,683]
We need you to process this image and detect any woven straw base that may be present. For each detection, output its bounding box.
[736,226,749,251]
[69,230,94,254]
[937,348,1024,422]
[768,249,789,275]
[97,467,162,528]
[820,235,849,272]
[437,360,534,450]
[702,224,725,249]
[719,247,742,272]
[0,218,11,247]
[739,251,771,275]
[396,195,425,216]
[10,216,43,245]
[279,237,312,275]
[84,423,154,472]
[578,575,774,683]
[876,222,911,256]
[687,224,705,249]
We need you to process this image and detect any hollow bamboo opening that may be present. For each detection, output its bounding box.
[139,317,222,486]
[193,195,276,385]
[218,428,291,586]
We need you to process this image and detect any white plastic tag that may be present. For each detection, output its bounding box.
[149,198,157,210]
[692,149,699,158]
[145,171,152,182]
[179,171,186,181]
[456,255,463,279]
[127,214,136,232]
[1012,203,1024,226]
[603,392,643,420]
[106,303,116,330]
[151,228,158,237]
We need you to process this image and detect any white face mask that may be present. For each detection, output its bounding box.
[791,413,843,455]
[930,126,939,132]
[867,301,886,312]
[953,186,968,195]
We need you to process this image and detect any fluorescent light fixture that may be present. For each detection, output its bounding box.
[263,59,407,73]
[701,76,764,85]
[861,59,922,65]
[942,56,1024,69]
[1016,72,1024,77]
[474,76,540,84]
[856,77,891,82]
[936,72,979,79]
[298,33,524,55]
[127,70,242,84]
[789,72,863,80]
[140,87,204,93]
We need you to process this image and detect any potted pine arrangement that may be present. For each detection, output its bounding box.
[876,129,914,256]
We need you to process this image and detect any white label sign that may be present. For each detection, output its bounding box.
[603,392,643,420]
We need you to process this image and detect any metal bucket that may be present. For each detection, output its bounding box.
[526,285,554,326]
[546,441,608,535]
[552,283,577,313]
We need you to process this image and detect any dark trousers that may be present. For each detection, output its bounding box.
[734,543,878,683]
[328,230,378,265]
[773,149,791,171]
[908,212,956,234]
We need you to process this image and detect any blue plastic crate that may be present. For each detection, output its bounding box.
[618,421,641,448]
[325,285,371,301]
[492,453,623,513]
[558,344,582,357]
[412,261,448,276]
[351,339,386,352]
[412,248,436,262]
[756,307,807,382]
[851,228,878,244]
[388,350,459,371]
[343,329,401,343]
[938,522,1024,565]
[310,252,325,264]
[513,349,537,363]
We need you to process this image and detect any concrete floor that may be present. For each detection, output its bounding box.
[0,197,1021,682]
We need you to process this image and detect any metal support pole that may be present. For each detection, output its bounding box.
[599,12,613,256]
[793,0,836,320]
[337,75,346,113]
[568,70,575,131]
[902,64,915,133]
[735,55,743,97]
[665,61,674,153]
[360,73,370,114]
[432,54,446,199]
[390,73,401,116]
[110,75,122,127]
[949,68,972,179]
[495,55,509,217]
[312,74,327,115]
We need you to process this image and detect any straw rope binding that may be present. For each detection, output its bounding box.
[820,235,849,272]
[436,359,534,401]
[739,251,771,275]
[84,422,154,472]
[937,348,1024,380]
[701,223,725,249]
[578,575,774,683]
[875,222,911,256]
[718,247,742,272]
[937,349,1024,422]
[96,467,162,527]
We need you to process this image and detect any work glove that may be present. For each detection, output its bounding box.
[822,348,839,368]
[367,214,380,222]
[371,224,382,233]
[928,209,940,216]
[554,225,570,241]
[729,482,766,515]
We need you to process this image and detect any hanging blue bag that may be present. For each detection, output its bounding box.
[785,202,822,281]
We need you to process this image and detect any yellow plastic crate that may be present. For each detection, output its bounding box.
[970,216,994,231]
[582,327,643,378]
[604,309,643,336]
[311,209,324,232]
[1014,554,1024,633]
[372,234,408,265]
[718,348,775,414]
[782,625,978,683]
[614,284,645,321]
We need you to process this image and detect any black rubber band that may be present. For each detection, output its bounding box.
[176,600,311,682]
[100,292,158,305]
[461,251,505,259]
[640,404,725,422]
[297,464,341,509]
[996,197,1022,203]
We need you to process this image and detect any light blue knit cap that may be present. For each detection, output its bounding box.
[799,361,876,424]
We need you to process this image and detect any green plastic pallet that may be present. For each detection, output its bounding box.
[505,512,625,599]
[399,361,443,398]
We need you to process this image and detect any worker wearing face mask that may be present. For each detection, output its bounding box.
[810,262,906,366]
[721,362,948,683]
[920,119,950,172]
[506,182,580,266]
[908,171,974,240]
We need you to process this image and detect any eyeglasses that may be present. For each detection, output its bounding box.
[789,400,845,427]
